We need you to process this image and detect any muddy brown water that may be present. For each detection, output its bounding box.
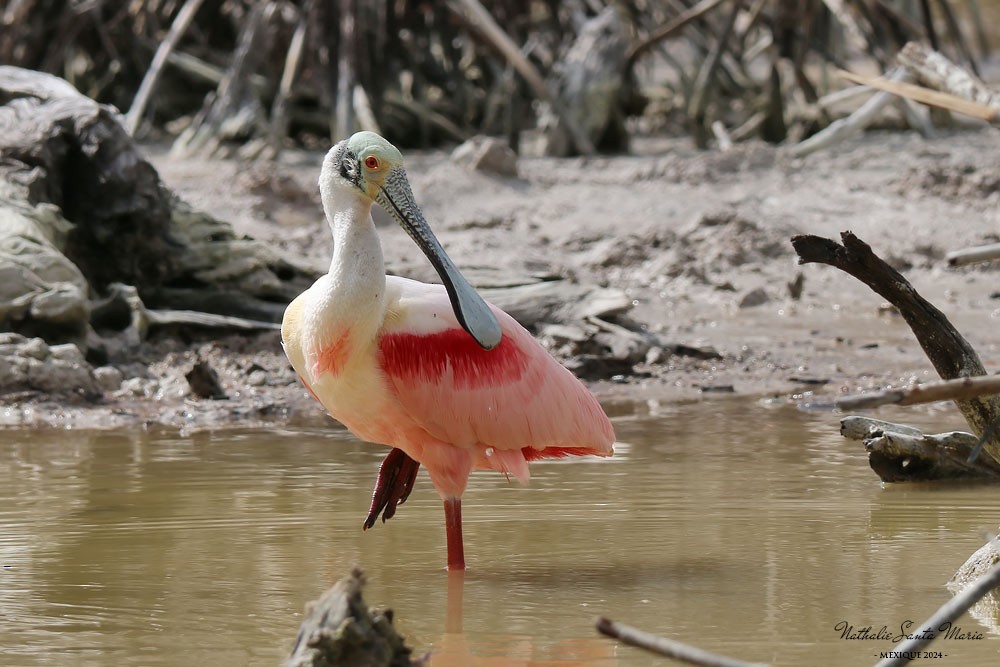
[2,400,1000,666]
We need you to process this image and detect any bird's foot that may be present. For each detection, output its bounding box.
[363,448,420,530]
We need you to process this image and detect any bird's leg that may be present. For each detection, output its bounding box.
[363,448,420,530]
[444,497,465,571]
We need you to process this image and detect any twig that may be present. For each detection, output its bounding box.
[711,120,733,150]
[897,41,1000,111]
[126,0,207,136]
[626,0,727,65]
[874,560,1000,667]
[270,0,310,150]
[968,415,1000,463]
[334,0,356,139]
[836,68,999,124]
[932,0,980,77]
[688,0,742,149]
[963,0,991,59]
[820,0,873,57]
[837,376,1000,410]
[446,0,594,155]
[946,242,1000,267]
[790,68,912,158]
[596,617,770,667]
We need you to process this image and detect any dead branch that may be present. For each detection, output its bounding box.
[837,68,999,124]
[626,0,727,66]
[688,0,742,149]
[596,617,769,667]
[171,2,276,157]
[446,0,594,155]
[125,0,207,136]
[838,376,1000,410]
[790,68,912,157]
[269,1,311,151]
[791,231,1000,466]
[946,242,1000,267]
[897,41,1000,111]
[874,560,1000,667]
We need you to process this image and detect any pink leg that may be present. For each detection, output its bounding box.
[444,497,465,571]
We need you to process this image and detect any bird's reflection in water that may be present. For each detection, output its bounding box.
[428,570,619,666]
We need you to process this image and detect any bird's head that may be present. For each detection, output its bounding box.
[323,130,404,203]
[320,132,502,351]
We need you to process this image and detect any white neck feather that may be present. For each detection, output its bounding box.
[307,188,387,344]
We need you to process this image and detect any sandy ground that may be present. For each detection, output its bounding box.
[3,126,999,429]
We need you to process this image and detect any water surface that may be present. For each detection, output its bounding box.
[2,400,999,666]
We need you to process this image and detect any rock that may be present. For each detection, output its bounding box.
[451,136,518,177]
[49,343,85,364]
[117,377,154,398]
[19,336,49,360]
[247,369,268,386]
[185,360,228,400]
[29,283,88,324]
[93,366,124,392]
[0,333,97,396]
[0,66,315,347]
[563,355,636,380]
[738,287,770,308]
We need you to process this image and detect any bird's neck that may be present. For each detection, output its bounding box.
[315,193,387,340]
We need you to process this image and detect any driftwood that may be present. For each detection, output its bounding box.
[285,568,418,667]
[791,231,1000,478]
[0,66,312,354]
[840,416,1000,481]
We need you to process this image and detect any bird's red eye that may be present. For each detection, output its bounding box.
[364,156,380,170]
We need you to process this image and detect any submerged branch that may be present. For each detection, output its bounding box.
[874,560,1000,667]
[596,617,770,667]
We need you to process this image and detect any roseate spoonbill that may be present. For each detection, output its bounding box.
[281,131,614,570]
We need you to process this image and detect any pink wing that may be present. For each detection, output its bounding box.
[377,278,614,479]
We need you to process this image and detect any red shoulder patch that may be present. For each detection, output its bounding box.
[378,328,527,389]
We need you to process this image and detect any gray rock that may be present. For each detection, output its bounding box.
[451,136,518,177]
[93,366,124,392]
[738,287,770,308]
[0,334,97,395]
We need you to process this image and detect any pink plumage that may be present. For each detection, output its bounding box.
[375,278,614,496]
[282,131,614,569]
